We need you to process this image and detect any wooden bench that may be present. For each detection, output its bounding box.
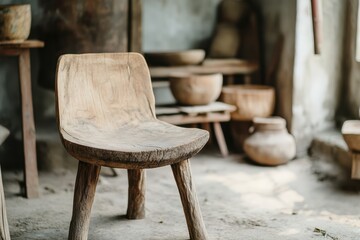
[157,102,236,157]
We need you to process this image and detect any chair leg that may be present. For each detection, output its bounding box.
[126,169,146,219]
[69,161,101,240]
[171,160,208,240]
[0,168,10,240]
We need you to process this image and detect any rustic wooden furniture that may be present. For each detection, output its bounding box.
[156,102,236,157]
[0,125,10,240]
[150,58,258,84]
[0,40,44,199]
[56,53,209,240]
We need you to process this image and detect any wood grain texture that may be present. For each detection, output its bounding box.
[0,40,44,49]
[352,153,360,179]
[149,59,258,78]
[311,0,322,54]
[126,169,146,219]
[171,160,208,240]
[69,161,101,240]
[342,120,360,152]
[0,168,10,240]
[19,49,39,199]
[38,0,128,90]
[56,53,209,169]
[157,112,231,125]
[129,0,142,52]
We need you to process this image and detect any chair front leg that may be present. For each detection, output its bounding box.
[126,169,146,219]
[171,160,209,240]
[69,161,101,240]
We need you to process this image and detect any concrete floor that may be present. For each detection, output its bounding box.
[3,149,360,240]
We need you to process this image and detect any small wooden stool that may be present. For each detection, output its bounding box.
[0,40,44,198]
[157,102,236,157]
[56,53,209,240]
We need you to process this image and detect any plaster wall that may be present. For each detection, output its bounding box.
[142,0,221,52]
[292,0,346,154]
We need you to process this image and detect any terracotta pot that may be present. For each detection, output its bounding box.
[209,23,241,58]
[221,85,275,120]
[244,117,296,166]
[145,49,205,66]
[170,73,223,106]
[0,4,31,41]
[219,0,250,24]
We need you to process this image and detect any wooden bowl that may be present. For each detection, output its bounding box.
[0,4,31,41]
[170,73,223,105]
[221,85,275,120]
[145,49,205,66]
[342,120,360,152]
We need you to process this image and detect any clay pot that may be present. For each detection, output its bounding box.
[0,4,31,41]
[244,117,296,166]
[219,0,250,24]
[145,49,205,66]
[170,73,223,105]
[221,85,275,120]
[209,23,241,58]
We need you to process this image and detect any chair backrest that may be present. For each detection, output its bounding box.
[56,53,156,132]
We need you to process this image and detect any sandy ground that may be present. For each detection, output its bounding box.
[3,148,360,240]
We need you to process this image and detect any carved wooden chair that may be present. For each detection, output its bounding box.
[55,53,209,240]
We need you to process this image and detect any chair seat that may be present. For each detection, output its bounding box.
[60,120,209,169]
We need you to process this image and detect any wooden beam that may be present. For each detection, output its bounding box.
[129,0,142,52]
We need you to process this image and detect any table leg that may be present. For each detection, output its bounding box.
[201,122,212,145]
[244,75,252,84]
[19,49,39,198]
[213,122,229,157]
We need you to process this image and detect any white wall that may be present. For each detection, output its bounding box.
[292,0,346,154]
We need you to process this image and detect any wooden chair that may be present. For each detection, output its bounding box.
[55,53,209,240]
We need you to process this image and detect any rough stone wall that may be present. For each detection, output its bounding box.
[292,0,346,155]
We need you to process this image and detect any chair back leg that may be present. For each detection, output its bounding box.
[126,169,146,219]
[69,161,101,240]
[171,160,209,240]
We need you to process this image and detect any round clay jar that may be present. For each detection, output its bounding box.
[0,4,31,41]
[243,117,296,166]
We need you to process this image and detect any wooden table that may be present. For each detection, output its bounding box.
[0,40,44,198]
[156,102,236,157]
[150,58,258,84]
